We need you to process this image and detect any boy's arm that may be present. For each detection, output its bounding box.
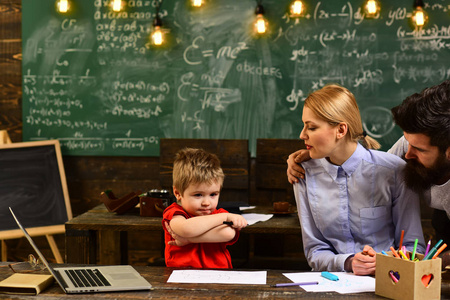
[169,213,247,238]
[185,224,237,243]
[165,221,236,245]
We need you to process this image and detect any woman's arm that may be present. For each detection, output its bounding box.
[294,182,352,272]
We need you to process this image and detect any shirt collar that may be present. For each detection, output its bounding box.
[319,143,367,180]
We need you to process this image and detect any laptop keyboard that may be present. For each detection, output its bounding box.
[65,269,111,288]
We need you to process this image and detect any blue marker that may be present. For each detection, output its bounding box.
[321,271,339,281]
[381,250,388,255]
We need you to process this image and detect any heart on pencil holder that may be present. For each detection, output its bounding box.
[388,270,400,284]
[421,274,434,287]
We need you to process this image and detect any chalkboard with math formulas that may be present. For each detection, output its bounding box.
[22,0,450,156]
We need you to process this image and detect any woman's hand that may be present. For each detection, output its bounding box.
[351,245,377,275]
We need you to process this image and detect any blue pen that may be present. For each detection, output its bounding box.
[381,250,388,255]
[321,271,339,281]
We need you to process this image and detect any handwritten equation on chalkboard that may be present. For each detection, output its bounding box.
[22,0,450,156]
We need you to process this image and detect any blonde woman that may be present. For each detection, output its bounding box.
[294,84,424,275]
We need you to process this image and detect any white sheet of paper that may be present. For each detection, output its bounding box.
[167,270,267,285]
[241,213,273,226]
[282,272,375,294]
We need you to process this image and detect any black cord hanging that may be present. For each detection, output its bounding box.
[153,0,163,26]
[413,0,424,8]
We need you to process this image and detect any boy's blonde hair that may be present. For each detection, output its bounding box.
[172,148,225,196]
[304,84,381,150]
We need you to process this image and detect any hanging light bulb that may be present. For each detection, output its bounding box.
[111,0,123,12]
[289,0,305,17]
[191,0,203,7]
[364,0,380,17]
[254,4,268,35]
[412,0,428,27]
[151,17,164,46]
[56,0,69,13]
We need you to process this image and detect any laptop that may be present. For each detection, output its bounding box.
[9,207,152,294]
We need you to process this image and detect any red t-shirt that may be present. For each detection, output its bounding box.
[162,203,239,268]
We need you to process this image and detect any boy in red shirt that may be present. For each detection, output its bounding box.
[162,148,248,268]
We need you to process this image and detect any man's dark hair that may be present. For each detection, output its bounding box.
[391,80,450,153]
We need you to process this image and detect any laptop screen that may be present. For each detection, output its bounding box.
[9,207,68,292]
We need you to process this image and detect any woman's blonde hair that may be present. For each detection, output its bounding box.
[304,84,380,150]
[172,148,225,196]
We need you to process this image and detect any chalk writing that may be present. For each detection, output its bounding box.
[361,107,395,139]
[183,36,249,65]
[235,60,282,79]
[21,0,450,156]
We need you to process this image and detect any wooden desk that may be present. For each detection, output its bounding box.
[65,205,301,265]
[2,264,448,299]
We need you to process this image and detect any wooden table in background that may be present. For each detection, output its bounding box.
[65,205,301,265]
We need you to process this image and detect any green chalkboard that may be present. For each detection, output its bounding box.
[22,0,450,156]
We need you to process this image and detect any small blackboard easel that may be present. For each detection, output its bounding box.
[0,133,72,263]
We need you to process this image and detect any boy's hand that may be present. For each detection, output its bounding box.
[287,149,310,183]
[352,245,376,275]
[225,214,248,230]
[165,221,190,247]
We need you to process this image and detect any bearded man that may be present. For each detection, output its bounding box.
[390,80,450,253]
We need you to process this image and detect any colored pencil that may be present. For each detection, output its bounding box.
[398,230,405,250]
[432,243,447,259]
[390,246,400,258]
[411,239,418,261]
[398,250,408,260]
[424,239,443,260]
[389,271,399,283]
[424,239,431,257]
[272,282,319,287]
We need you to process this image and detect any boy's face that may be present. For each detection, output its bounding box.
[173,181,221,216]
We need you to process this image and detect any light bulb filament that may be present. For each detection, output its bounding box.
[291,1,303,16]
[415,10,424,26]
[255,15,267,34]
[366,0,377,14]
[152,26,163,46]
[192,0,202,7]
[112,0,122,12]
[57,0,69,13]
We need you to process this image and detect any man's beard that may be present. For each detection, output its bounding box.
[403,153,450,193]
